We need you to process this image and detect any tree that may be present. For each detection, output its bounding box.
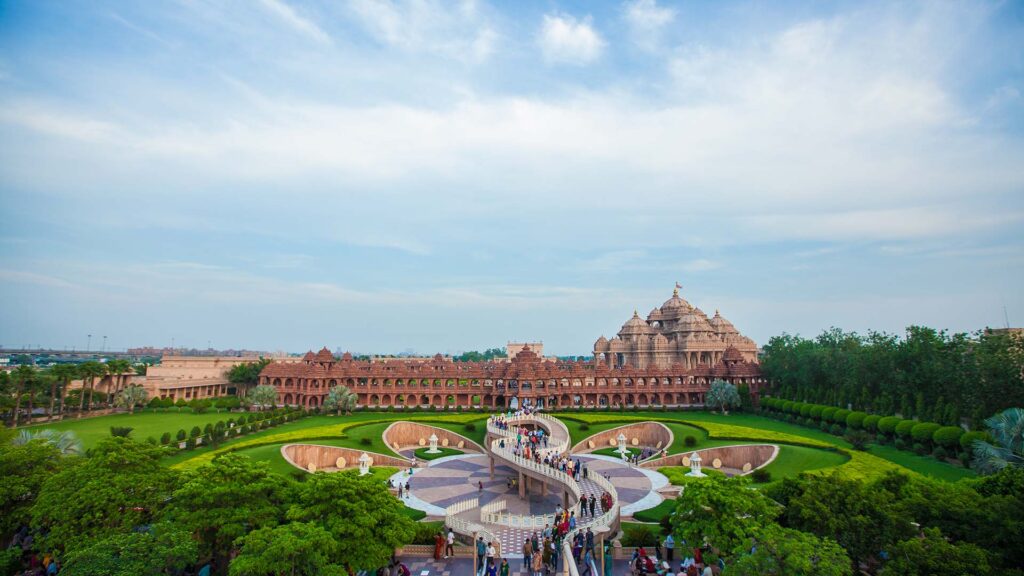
[48,364,79,420]
[971,407,1023,474]
[706,379,741,415]
[12,429,83,455]
[879,528,991,576]
[245,385,278,410]
[726,525,851,576]
[60,523,198,576]
[287,471,416,571]
[168,454,291,572]
[771,473,914,566]
[10,365,35,427]
[228,358,272,393]
[31,437,179,553]
[229,522,345,576]
[670,474,779,558]
[0,428,65,542]
[104,359,133,408]
[77,361,107,416]
[116,385,149,414]
[322,386,357,415]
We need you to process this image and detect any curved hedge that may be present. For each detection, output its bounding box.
[895,420,918,438]
[862,414,881,432]
[800,404,813,418]
[911,422,941,443]
[932,426,964,449]
[846,411,868,429]
[782,400,796,414]
[809,405,824,420]
[877,416,901,435]
[821,407,838,422]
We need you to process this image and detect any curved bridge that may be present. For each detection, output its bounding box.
[444,413,620,576]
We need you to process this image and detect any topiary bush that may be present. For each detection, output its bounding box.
[832,409,851,424]
[622,524,659,547]
[820,420,831,432]
[190,426,201,438]
[464,422,476,432]
[782,400,796,414]
[862,414,881,432]
[809,405,824,420]
[829,423,844,436]
[846,411,868,429]
[932,426,964,449]
[912,442,928,455]
[821,407,837,423]
[160,432,171,445]
[959,431,991,451]
[877,416,901,436]
[911,422,941,445]
[684,435,697,447]
[931,446,948,460]
[895,419,917,439]
[109,426,133,437]
[844,429,872,451]
[579,423,590,431]
[359,437,372,446]
[751,468,772,483]
[799,404,813,418]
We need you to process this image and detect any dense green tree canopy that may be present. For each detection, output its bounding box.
[168,453,291,570]
[61,523,198,576]
[725,525,851,576]
[0,428,65,541]
[30,437,178,553]
[229,522,345,576]
[761,327,1024,426]
[706,379,742,415]
[879,528,991,576]
[227,358,272,388]
[453,348,505,362]
[670,474,780,557]
[287,471,416,570]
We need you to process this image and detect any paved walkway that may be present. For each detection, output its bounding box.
[394,555,637,575]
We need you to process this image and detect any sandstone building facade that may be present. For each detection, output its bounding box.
[260,288,763,410]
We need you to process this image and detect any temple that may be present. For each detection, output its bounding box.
[260,287,763,410]
[594,285,758,369]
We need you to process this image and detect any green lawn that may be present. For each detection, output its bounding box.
[867,444,975,482]
[414,447,464,460]
[758,445,849,482]
[22,410,241,448]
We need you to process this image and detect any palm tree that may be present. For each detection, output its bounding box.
[323,385,358,416]
[10,365,35,427]
[972,407,1024,474]
[12,429,83,455]
[77,361,106,416]
[48,364,79,420]
[116,385,149,414]
[105,359,133,407]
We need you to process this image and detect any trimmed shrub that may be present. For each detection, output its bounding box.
[845,429,872,451]
[805,418,816,428]
[189,426,202,438]
[751,468,772,483]
[579,423,590,431]
[821,407,837,422]
[782,400,796,414]
[145,436,158,445]
[911,422,941,444]
[819,420,830,432]
[846,411,868,429]
[464,423,476,432]
[684,435,697,447]
[832,409,851,424]
[622,524,660,547]
[185,438,196,450]
[829,423,844,436]
[932,426,964,449]
[895,420,917,439]
[877,416,901,436]
[809,405,824,420]
[160,432,171,445]
[959,431,991,451]
[110,426,133,438]
[359,437,372,446]
[176,429,187,441]
[862,414,881,432]
[798,403,811,418]
[931,446,948,460]
[894,437,907,450]
[912,442,928,455]
[875,433,888,445]
[203,423,214,436]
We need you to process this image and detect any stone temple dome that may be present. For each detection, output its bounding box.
[596,285,759,369]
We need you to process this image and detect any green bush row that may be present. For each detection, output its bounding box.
[157,408,308,451]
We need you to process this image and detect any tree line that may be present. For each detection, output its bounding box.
[760,326,1024,428]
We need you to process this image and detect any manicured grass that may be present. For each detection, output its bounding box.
[867,444,975,482]
[415,447,464,460]
[22,410,240,448]
[632,500,676,523]
[592,446,638,458]
[758,445,849,482]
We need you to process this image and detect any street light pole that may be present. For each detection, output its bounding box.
[87,334,92,352]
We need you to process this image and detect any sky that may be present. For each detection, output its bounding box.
[0,0,1022,356]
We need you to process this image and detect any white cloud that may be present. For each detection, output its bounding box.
[681,259,722,273]
[538,14,605,65]
[348,0,496,63]
[257,0,332,45]
[623,0,675,51]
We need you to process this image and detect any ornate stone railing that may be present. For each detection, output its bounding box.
[444,497,501,556]
[480,497,556,529]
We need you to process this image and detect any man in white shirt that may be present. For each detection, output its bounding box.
[444,529,454,558]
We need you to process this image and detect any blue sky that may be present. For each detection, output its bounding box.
[0,0,1022,355]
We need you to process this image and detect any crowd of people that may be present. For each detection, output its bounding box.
[629,543,723,576]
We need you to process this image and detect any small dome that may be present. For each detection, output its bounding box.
[709,310,739,334]
[302,351,315,362]
[723,346,744,362]
[314,347,335,363]
[676,310,714,333]
[619,310,654,335]
[660,286,691,315]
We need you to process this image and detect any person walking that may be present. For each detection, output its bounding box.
[664,533,675,563]
[445,528,455,559]
[531,549,544,576]
[476,537,486,574]
[588,495,596,517]
[499,558,510,576]
[523,538,533,571]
